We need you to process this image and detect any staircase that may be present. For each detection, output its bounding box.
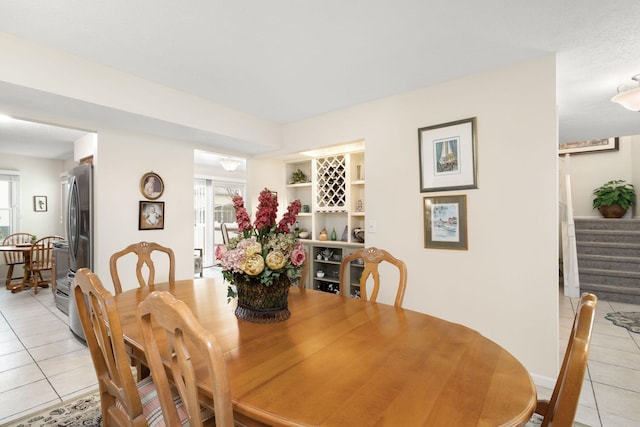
[575,218,640,304]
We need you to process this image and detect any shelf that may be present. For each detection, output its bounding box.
[287,182,312,188]
[314,277,339,284]
[351,180,365,185]
[351,212,365,217]
[314,259,341,265]
[297,212,312,217]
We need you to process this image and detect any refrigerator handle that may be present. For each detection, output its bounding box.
[67,175,79,268]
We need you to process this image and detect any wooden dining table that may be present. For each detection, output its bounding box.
[115,278,537,427]
[0,244,32,291]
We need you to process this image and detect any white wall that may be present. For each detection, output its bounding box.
[93,129,196,291]
[568,135,639,217]
[0,32,561,382]
[277,56,559,380]
[0,154,66,238]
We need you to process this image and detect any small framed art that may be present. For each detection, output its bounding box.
[139,201,164,230]
[423,195,468,250]
[558,137,619,155]
[418,117,478,192]
[140,172,164,200]
[33,196,47,212]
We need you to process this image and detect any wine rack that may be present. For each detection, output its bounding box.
[315,155,346,211]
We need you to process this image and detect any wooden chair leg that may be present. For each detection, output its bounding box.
[5,265,14,290]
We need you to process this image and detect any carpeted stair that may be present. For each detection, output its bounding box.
[575,217,640,304]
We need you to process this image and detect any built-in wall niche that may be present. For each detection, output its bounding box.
[284,140,365,245]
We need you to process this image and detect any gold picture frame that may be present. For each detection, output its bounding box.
[140,172,164,200]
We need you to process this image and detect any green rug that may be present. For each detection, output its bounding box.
[605,311,640,333]
[4,390,101,427]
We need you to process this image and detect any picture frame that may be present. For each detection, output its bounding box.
[33,196,47,212]
[423,195,468,250]
[139,201,165,230]
[559,137,619,155]
[418,117,478,192]
[140,172,164,200]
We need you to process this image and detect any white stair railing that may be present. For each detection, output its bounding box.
[559,154,580,297]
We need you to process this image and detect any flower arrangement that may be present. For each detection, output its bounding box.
[216,188,306,301]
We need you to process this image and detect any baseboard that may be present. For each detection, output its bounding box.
[530,372,556,390]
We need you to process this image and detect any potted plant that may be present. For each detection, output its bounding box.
[592,179,636,218]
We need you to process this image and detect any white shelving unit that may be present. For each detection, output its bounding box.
[285,146,366,297]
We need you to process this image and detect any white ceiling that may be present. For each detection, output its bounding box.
[1,0,640,159]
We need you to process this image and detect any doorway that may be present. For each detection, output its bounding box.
[194,179,244,267]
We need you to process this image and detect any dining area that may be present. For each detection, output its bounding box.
[1,232,64,294]
[0,189,598,426]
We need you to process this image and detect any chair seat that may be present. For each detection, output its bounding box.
[116,375,214,427]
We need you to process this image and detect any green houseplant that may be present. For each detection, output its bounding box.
[592,179,636,218]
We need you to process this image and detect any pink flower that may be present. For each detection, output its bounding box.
[277,199,302,233]
[232,195,252,233]
[254,189,278,232]
[290,242,306,266]
[215,244,227,260]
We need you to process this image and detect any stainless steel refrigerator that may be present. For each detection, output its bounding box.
[66,163,93,341]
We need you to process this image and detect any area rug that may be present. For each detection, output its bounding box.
[5,390,101,427]
[605,311,640,333]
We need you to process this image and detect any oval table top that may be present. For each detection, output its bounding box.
[115,278,536,427]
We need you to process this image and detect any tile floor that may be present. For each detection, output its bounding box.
[0,275,639,426]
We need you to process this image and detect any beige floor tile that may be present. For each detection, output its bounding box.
[599,411,640,427]
[590,332,640,353]
[593,321,634,338]
[0,328,17,344]
[48,362,97,397]
[592,382,640,424]
[0,379,59,424]
[28,337,87,361]
[588,360,640,393]
[0,362,45,391]
[0,337,25,357]
[1,304,52,321]
[0,349,32,373]
[588,345,640,369]
[37,348,93,378]
[574,404,601,427]
[20,327,79,349]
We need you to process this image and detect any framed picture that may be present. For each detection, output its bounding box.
[33,196,47,212]
[418,117,478,192]
[140,172,164,200]
[559,137,619,155]
[139,201,164,230]
[423,195,468,250]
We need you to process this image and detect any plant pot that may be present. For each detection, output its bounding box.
[598,205,627,218]
[234,275,291,323]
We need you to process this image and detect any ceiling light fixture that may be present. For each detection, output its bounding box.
[220,158,241,172]
[612,75,640,111]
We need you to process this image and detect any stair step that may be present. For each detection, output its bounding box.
[575,229,640,244]
[578,254,640,271]
[572,217,640,303]
[577,241,640,257]
[574,218,640,231]
[579,282,640,304]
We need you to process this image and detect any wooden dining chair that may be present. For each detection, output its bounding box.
[339,247,407,307]
[74,268,207,427]
[20,235,64,294]
[298,250,309,288]
[533,292,597,427]
[221,223,230,245]
[2,232,34,290]
[109,241,175,294]
[137,291,234,427]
